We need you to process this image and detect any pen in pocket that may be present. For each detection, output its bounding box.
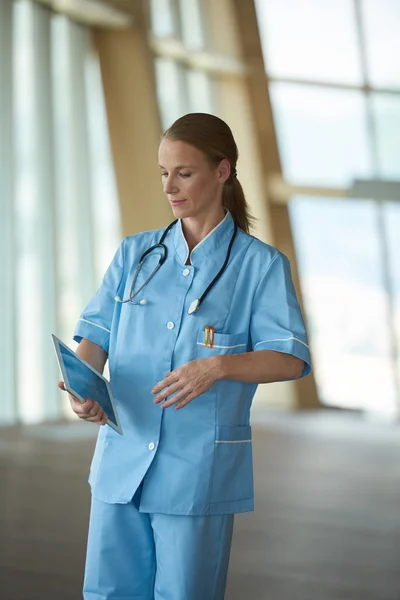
[204,326,215,348]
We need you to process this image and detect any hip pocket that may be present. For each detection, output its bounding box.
[211,425,254,503]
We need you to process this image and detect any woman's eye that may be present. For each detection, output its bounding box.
[161,171,191,178]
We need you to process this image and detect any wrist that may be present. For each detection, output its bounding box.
[208,354,225,381]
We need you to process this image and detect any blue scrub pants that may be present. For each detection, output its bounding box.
[83,495,234,600]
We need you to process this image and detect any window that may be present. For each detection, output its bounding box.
[149,0,178,39]
[371,94,400,179]
[269,83,373,186]
[154,57,188,130]
[150,0,217,129]
[186,69,215,114]
[1,0,121,425]
[255,0,400,412]
[150,0,206,50]
[290,197,397,414]
[362,0,400,88]
[255,0,362,84]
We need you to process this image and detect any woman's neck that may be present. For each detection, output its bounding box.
[182,209,226,256]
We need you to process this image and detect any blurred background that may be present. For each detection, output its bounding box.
[1,1,400,599]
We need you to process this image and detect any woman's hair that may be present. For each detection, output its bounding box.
[162,113,255,233]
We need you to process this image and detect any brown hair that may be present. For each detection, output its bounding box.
[162,113,255,233]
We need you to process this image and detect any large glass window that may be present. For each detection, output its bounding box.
[14,0,54,422]
[371,94,400,179]
[150,0,217,129]
[149,0,179,38]
[290,197,397,414]
[255,0,362,84]
[185,69,215,114]
[154,58,188,130]
[150,0,205,50]
[269,83,373,186]
[385,202,400,383]
[3,0,121,425]
[256,0,400,187]
[178,0,206,51]
[362,0,400,88]
[255,0,400,413]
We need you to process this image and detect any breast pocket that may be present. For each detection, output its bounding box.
[195,329,248,358]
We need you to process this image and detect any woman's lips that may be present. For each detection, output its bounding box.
[170,200,185,206]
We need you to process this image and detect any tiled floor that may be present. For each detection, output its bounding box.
[1,411,400,600]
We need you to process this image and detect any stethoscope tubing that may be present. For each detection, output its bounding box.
[116,219,237,313]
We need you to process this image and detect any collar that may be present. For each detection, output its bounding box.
[173,211,235,266]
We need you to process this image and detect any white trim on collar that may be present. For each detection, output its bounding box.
[179,211,231,264]
[178,219,190,265]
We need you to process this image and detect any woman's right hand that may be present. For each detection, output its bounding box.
[58,381,108,426]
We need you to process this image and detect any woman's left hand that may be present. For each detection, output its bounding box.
[152,358,219,409]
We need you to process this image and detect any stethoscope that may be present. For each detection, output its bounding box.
[115,219,238,314]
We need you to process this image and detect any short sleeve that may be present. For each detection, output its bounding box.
[73,239,125,353]
[250,252,311,378]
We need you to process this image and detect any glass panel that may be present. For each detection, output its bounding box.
[178,0,206,50]
[154,58,187,130]
[85,47,122,283]
[14,0,44,423]
[149,0,178,38]
[0,0,16,424]
[270,83,373,186]
[362,0,400,88]
[384,202,400,399]
[254,0,362,84]
[52,16,91,346]
[290,196,397,415]
[371,94,400,179]
[84,40,122,388]
[186,69,215,114]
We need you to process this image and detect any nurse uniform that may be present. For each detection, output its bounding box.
[74,211,311,600]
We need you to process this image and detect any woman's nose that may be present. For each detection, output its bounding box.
[163,176,179,194]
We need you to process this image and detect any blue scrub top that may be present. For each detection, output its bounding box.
[74,211,311,515]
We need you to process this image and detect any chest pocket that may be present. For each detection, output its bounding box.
[195,329,248,358]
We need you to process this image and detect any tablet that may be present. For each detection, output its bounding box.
[52,334,123,435]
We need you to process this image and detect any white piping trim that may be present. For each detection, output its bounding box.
[79,318,110,334]
[254,336,309,350]
[178,219,190,265]
[178,210,231,263]
[190,211,230,254]
[197,342,246,349]
[215,439,252,444]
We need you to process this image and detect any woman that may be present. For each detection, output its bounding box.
[59,113,311,600]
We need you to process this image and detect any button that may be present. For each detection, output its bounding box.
[167,321,175,329]
[148,442,155,451]
[182,268,190,276]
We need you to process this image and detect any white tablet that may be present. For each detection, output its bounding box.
[52,334,123,435]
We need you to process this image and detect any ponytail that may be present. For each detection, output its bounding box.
[223,176,255,234]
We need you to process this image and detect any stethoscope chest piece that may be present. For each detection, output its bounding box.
[188,299,200,315]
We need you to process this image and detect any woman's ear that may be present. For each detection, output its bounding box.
[218,158,231,184]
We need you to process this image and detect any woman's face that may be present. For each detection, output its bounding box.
[158,139,228,221]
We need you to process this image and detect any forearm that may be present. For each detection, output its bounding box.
[76,338,108,374]
[210,350,304,384]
